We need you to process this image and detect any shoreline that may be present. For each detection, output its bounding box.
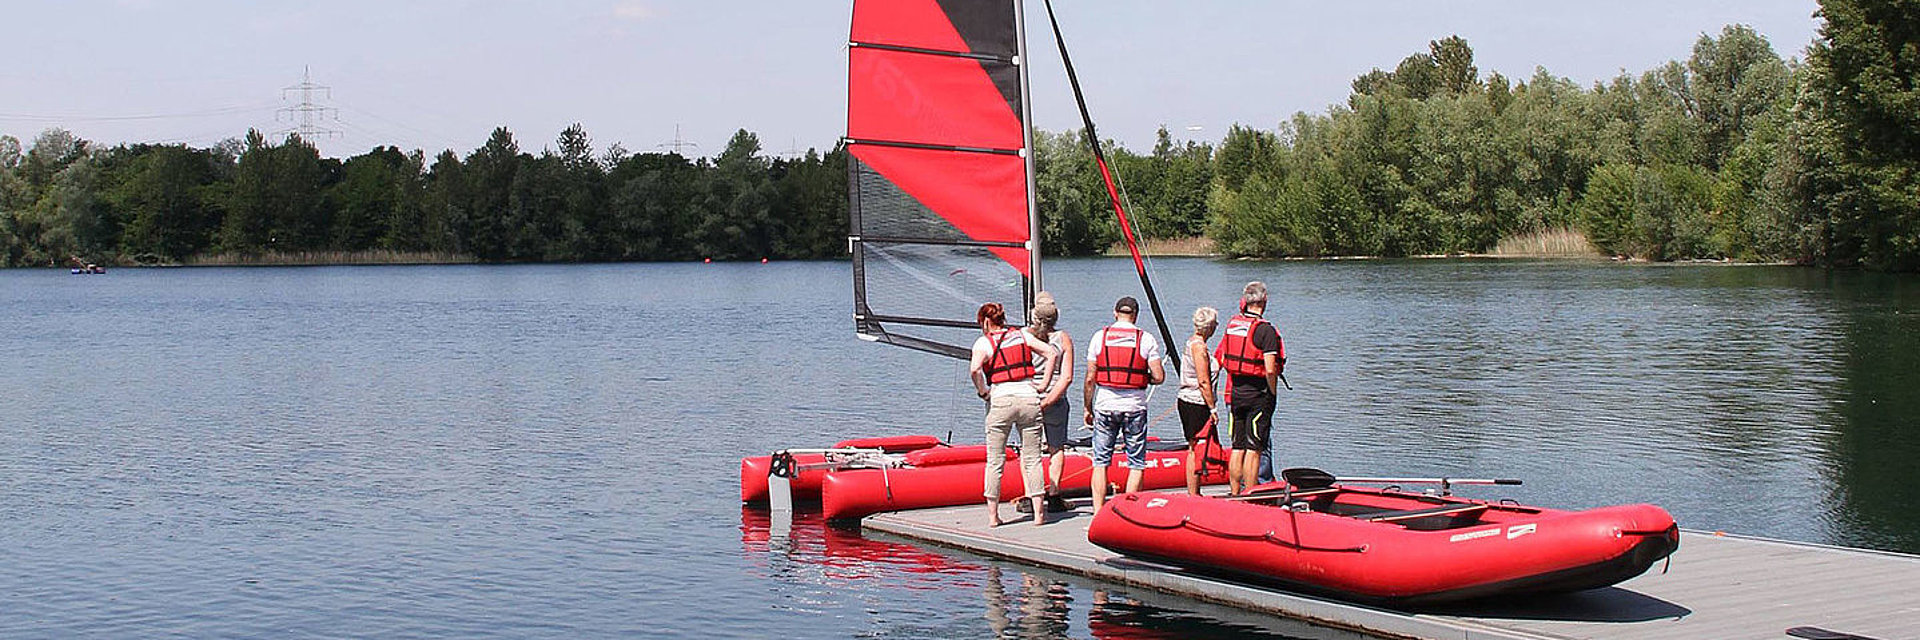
[30,248,1807,269]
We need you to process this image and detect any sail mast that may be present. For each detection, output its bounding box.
[1038,0,1182,371]
[1015,0,1041,315]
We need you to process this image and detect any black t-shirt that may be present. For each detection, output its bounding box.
[1228,319,1282,400]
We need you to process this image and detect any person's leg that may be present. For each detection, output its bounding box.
[1258,440,1274,485]
[1014,398,1046,524]
[1089,410,1118,511]
[1227,403,1255,493]
[1041,400,1068,503]
[1178,400,1209,495]
[1122,410,1148,493]
[1254,397,1276,485]
[984,397,1015,526]
[1185,441,1202,495]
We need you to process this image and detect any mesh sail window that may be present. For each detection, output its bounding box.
[848,0,1033,360]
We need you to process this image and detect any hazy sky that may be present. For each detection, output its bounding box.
[1,1,1822,159]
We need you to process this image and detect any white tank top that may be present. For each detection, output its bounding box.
[1176,336,1220,405]
[1028,327,1069,395]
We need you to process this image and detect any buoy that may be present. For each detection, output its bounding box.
[704,258,712,264]
[760,258,768,264]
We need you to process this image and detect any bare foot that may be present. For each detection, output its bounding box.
[986,504,1003,527]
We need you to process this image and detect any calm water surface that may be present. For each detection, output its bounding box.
[3,259,1915,638]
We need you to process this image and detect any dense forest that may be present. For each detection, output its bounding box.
[3,0,1914,271]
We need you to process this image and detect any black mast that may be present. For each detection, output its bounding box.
[1039,0,1182,372]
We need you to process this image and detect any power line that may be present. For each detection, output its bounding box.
[0,102,277,123]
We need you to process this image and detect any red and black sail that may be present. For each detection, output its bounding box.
[848,0,1035,359]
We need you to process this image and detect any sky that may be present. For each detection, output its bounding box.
[0,0,1823,160]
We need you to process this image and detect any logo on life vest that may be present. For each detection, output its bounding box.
[1506,523,1537,539]
[1448,528,1501,543]
[1146,498,1168,508]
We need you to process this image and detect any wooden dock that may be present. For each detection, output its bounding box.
[863,495,1920,640]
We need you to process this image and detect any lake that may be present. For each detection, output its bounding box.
[3,258,1914,638]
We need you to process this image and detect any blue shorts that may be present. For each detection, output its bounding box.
[1091,410,1148,469]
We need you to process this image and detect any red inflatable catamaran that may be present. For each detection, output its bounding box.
[1087,470,1680,604]
[742,0,1212,522]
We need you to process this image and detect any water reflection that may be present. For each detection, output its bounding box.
[1827,272,1920,552]
[983,567,1071,639]
[741,508,1357,639]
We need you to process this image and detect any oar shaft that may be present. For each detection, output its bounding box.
[1338,477,1522,486]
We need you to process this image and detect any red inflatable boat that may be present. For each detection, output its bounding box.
[742,434,1227,520]
[1087,474,1678,604]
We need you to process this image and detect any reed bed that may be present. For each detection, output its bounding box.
[1110,236,1216,257]
[183,250,476,267]
[1491,228,1602,258]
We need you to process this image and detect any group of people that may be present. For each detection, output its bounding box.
[968,281,1286,527]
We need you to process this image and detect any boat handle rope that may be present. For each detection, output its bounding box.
[1108,506,1367,554]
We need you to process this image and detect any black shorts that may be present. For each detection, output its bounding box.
[1229,392,1275,451]
[1177,400,1215,443]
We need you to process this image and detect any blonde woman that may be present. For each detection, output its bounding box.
[1025,292,1074,514]
[1176,306,1223,495]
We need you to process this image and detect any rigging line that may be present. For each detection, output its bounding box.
[333,104,465,152]
[1040,0,1181,373]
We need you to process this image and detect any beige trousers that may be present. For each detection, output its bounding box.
[983,394,1044,502]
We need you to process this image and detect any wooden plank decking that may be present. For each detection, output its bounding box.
[863,494,1919,640]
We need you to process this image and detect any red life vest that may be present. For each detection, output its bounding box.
[1092,326,1151,389]
[1215,314,1275,378]
[983,328,1035,384]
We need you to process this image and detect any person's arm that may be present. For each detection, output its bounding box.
[1040,332,1074,407]
[1263,352,1279,395]
[969,340,991,399]
[1190,340,1214,409]
[1148,347,1167,386]
[1260,324,1282,394]
[1083,359,1097,425]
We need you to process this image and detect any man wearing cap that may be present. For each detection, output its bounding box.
[1083,296,1166,512]
[1215,281,1283,494]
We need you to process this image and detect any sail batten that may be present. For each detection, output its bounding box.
[848,0,1033,359]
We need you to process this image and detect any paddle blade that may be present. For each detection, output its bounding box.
[1282,467,1336,490]
[1786,627,1880,640]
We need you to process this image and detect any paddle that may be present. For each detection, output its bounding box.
[1787,627,1882,640]
[1282,468,1522,496]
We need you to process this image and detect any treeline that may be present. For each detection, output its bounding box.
[1207,0,1917,271]
[0,126,847,266]
[5,1,1914,272]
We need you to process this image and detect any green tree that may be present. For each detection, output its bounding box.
[1689,25,1790,168]
[1431,35,1480,96]
[118,145,225,260]
[1802,0,1920,270]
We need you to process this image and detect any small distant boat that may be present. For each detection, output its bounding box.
[1087,469,1679,604]
[70,264,107,275]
